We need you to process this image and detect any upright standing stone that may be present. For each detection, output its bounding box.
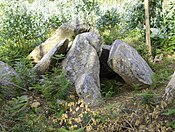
[62,32,102,106]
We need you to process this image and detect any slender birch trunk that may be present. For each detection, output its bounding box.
[144,0,152,59]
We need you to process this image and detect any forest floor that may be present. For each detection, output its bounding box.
[1,56,175,132]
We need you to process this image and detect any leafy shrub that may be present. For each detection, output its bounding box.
[101,79,123,98]
[72,0,100,25]
[159,2,175,54]
[97,9,119,30]
[96,9,122,45]
[124,1,145,30]
[170,122,175,129]
[150,0,175,55]
[47,15,63,29]
[0,4,49,65]
[14,58,37,90]
[99,26,124,45]
[33,67,71,101]
[0,94,53,132]
[123,0,163,30]
[162,0,175,37]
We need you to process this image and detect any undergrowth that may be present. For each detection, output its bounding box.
[33,67,71,101]
[0,0,175,131]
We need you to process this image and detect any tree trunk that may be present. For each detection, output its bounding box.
[163,71,175,104]
[144,0,152,59]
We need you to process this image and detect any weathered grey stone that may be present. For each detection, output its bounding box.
[100,45,119,79]
[0,61,20,96]
[62,32,102,106]
[163,72,175,104]
[75,73,102,106]
[29,21,90,63]
[78,32,102,55]
[108,40,154,87]
[32,39,69,75]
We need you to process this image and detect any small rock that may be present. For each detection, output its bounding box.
[31,101,40,108]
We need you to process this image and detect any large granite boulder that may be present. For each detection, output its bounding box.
[0,61,20,96]
[108,40,154,87]
[29,21,90,63]
[62,32,102,106]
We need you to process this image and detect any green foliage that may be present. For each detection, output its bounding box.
[0,124,6,132]
[124,1,145,30]
[132,84,142,91]
[151,70,170,89]
[28,0,35,4]
[166,36,175,53]
[5,95,29,117]
[57,128,84,132]
[135,92,154,104]
[160,35,175,54]
[74,0,100,24]
[121,0,175,56]
[0,94,4,105]
[14,58,36,90]
[97,9,122,45]
[162,108,175,116]
[162,106,175,129]
[99,26,122,45]
[170,121,175,129]
[0,94,66,132]
[47,15,63,29]
[124,0,162,30]
[101,79,122,98]
[149,0,163,28]
[97,9,119,30]
[162,1,175,37]
[150,0,175,55]
[10,123,41,132]
[133,91,160,106]
[150,58,175,88]
[34,67,70,101]
[0,4,49,64]
[0,0,175,131]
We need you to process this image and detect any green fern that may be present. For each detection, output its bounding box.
[170,121,175,129]
[134,92,159,105]
[5,95,28,116]
[162,108,175,116]
[33,67,70,101]
[57,127,84,132]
